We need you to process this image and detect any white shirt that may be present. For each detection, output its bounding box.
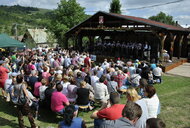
[4,79,12,91]
[94,82,109,101]
[135,99,149,128]
[50,58,55,68]
[130,74,141,86]
[153,67,162,76]
[91,75,99,87]
[97,68,104,78]
[39,85,47,100]
[61,82,70,96]
[144,94,161,118]
[27,90,35,100]
[101,62,109,70]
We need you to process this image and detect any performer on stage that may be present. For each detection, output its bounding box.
[143,42,151,60]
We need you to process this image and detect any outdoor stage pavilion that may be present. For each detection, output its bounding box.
[65,11,190,62]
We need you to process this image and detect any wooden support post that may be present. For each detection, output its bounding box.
[178,35,184,59]
[182,35,188,57]
[169,33,176,60]
[78,34,83,52]
[89,36,95,53]
[159,33,167,62]
[72,35,77,50]
[65,36,69,49]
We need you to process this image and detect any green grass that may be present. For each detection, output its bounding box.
[0,75,190,128]
[156,75,190,128]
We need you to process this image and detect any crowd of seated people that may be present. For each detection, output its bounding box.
[0,46,165,128]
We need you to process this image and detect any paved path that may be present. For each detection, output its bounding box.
[166,63,190,77]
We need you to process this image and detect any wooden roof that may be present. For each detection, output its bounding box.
[65,11,190,36]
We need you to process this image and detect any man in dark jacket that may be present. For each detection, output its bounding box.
[100,101,142,128]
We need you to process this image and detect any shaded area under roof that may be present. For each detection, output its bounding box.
[0,34,25,48]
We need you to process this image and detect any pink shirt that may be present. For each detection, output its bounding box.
[42,72,51,81]
[0,66,9,88]
[34,82,42,96]
[51,91,69,112]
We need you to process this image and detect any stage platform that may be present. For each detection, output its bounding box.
[162,57,188,72]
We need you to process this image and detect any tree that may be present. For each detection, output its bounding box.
[47,32,56,47]
[49,0,87,46]
[109,0,122,14]
[149,12,176,25]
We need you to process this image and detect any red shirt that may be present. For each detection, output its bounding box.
[51,91,69,112]
[84,57,90,67]
[0,66,9,88]
[114,74,125,87]
[97,104,125,120]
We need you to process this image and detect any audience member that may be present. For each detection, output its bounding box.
[58,105,87,128]
[51,84,70,114]
[100,101,142,128]
[94,76,109,104]
[91,92,125,127]
[144,86,161,118]
[126,87,148,128]
[146,118,166,128]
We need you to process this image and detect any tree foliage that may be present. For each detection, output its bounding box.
[109,0,122,14]
[0,5,52,35]
[149,12,176,25]
[49,0,87,46]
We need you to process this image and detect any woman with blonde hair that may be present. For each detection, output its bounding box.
[126,87,148,128]
[126,87,141,102]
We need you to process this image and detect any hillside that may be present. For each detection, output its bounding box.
[0,5,53,36]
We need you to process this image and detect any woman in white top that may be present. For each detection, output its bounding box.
[143,86,161,118]
[126,87,148,128]
[39,79,47,100]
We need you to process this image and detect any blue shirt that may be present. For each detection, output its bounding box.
[59,117,83,128]
[150,64,156,70]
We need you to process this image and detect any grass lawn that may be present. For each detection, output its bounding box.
[0,75,190,128]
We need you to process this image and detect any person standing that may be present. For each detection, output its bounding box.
[84,54,91,70]
[0,60,9,98]
[12,75,36,128]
